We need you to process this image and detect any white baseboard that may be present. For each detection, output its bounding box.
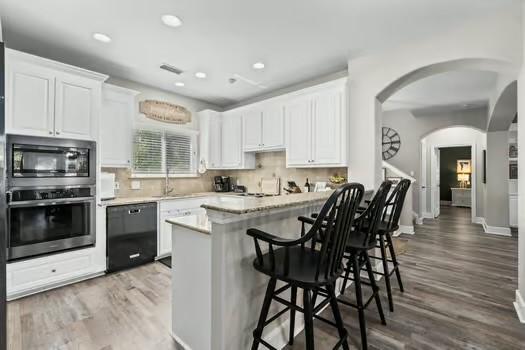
[480,218,512,237]
[514,290,525,323]
[473,217,485,225]
[422,212,434,220]
[395,225,415,236]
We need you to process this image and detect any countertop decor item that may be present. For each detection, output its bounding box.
[139,100,191,124]
[382,127,401,160]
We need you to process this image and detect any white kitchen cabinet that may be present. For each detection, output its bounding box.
[198,110,254,170]
[243,109,262,151]
[6,60,55,137]
[221,112,243,168]
[242,103,285,152]
[5,49,108,140]
[285,79,347,168]
[261,103,285,150]
[285,96,312,166]
[101,84,140,167]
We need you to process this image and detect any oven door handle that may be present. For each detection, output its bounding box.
[7,196,96,208]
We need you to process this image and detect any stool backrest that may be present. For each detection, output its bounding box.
[383,179,411,231]
[354,181,392,246]
[311,183,365,281]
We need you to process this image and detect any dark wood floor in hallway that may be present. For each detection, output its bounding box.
[6,206,524,349]
[287,206,524,350]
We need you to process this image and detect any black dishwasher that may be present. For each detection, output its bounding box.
[106,202,157,273]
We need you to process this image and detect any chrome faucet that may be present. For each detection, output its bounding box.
[165,166,174,196]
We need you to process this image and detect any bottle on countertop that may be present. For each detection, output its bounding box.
[304,178,310,193]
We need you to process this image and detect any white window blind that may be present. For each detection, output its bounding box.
[133,128,196,175]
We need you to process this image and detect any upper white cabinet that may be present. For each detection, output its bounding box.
[6,49,108,140]
[242,103,285,152]
[199,110,255,170]
[285,79,347,167]
[100,84,140,167]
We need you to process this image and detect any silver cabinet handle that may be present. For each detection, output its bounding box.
[56,131,61,135]
[49,131,53,135]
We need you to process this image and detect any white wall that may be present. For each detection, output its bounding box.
[347,6,521,191]
[107,77,221,132]
[420,127,486,220]
[382,107,487,215]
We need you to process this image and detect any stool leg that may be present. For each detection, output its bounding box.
[303,289,315,350]
[386,232,404,292]
[327,284,350,350]
[289,285,297,345]
[251,278,277,350]
[340,258,352,294]
[365,252,386,325]
[379,235,394,312]
[352,253,367,350]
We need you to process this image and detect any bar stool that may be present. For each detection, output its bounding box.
[248,183,365,350]
[368,179,411,312]
[337,181,392,350]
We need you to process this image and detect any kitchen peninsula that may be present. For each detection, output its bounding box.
[167,191,351,350]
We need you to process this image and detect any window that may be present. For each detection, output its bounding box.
[133,128,196,176]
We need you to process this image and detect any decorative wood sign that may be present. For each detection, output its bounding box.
[139,100,192,124]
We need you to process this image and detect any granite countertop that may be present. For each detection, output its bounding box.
[201,190,335,214]
[99,192,222,206]
[166,213,211,235]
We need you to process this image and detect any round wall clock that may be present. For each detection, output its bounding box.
[382,127,401,160]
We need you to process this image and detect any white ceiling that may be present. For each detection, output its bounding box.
[382,70,499,112]
[0,0,518,107]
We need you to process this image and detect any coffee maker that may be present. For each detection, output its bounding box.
[213,176,232,192]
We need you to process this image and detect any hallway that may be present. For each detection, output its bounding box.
[288,206,524,349]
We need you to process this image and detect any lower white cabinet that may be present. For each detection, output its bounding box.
[6,248,103,300]
[158,198,210,257]
[451,188,471,207]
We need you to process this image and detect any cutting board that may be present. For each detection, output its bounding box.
[261,178,280,195]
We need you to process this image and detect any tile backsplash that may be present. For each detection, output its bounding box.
[102,151,347,198]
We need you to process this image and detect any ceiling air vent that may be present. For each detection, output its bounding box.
[160,64,184,75]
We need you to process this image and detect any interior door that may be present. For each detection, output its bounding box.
[432,147,441,218]
[55,73,97,140]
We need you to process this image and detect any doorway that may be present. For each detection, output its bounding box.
[437,146,472,216]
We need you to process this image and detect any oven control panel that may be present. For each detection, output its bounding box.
[10,187,94,202]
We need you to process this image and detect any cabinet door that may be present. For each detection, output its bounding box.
[55,73,99,140]
[312,88,343,165]
[243,110,262,151]
[285,97,312,166]
[221,113,242,168]
[101,93,133,167]
[159,213,174,256]
[208,114,222,168]
[262,103,285,150]
[6,61,55,137]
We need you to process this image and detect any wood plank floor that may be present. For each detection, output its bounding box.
[7,206,525,349]
[286,206,525,350]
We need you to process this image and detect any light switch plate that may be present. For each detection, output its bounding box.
[131,180,141,190]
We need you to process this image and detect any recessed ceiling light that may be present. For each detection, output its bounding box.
[161,14,183,28]
[195,72,207,79]
[253,62,265,70]
[175,82,185,87]
[93,33,112,43]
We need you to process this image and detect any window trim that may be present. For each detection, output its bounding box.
[131,124,199,177]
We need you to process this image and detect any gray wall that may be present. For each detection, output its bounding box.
[485,131,510,227]
[382,107,487,217]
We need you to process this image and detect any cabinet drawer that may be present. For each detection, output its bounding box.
[7,252,93,293]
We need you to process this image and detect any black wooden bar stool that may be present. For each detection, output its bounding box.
[300,181,392,350]
[248,183,365,350]
[366,179,411,312]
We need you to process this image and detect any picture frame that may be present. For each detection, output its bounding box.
[456,159,471,174]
